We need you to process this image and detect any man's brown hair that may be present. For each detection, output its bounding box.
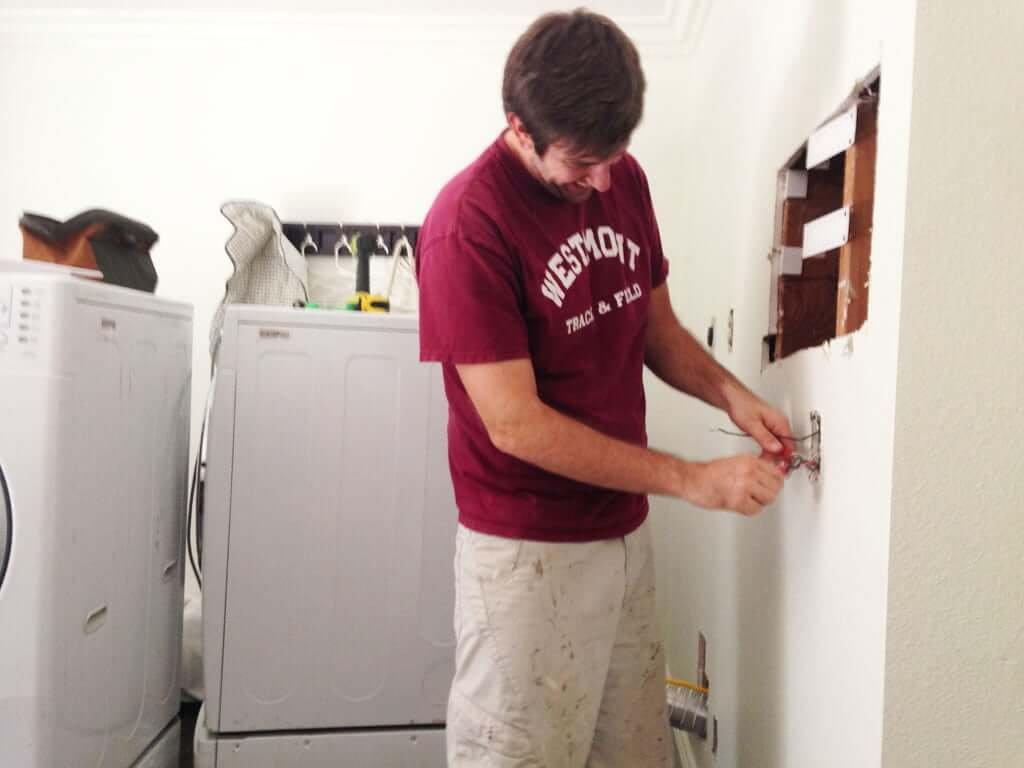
[502,8,646,158]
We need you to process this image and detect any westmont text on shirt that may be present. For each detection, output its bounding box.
[540,225,642,308]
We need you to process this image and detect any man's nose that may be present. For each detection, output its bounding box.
[585,162,612,192]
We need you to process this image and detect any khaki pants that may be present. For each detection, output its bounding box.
[447,520,673,768]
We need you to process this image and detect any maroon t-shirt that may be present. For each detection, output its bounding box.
[417,133,668,542]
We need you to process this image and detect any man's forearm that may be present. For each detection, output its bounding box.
[645,323,747,412]
[490,397,695,499]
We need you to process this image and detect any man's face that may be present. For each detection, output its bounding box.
[528,140,629,204]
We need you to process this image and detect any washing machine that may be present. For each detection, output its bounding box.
[0,262,192,767]
[198,305,456,766]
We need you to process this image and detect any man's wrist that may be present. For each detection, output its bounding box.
[662,455,700,501]
[719,378,748,416]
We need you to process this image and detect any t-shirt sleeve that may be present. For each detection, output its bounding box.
[417,225,530,365]
[633,160,670,288]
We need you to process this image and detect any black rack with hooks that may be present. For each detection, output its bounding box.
[281,223,420,260]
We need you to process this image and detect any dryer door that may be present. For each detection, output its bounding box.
[0,462,10,593]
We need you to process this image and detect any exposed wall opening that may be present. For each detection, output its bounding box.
[764,70,880,363]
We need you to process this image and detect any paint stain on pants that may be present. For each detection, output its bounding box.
[446,521,673,768]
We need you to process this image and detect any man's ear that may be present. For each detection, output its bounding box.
[507,113,536,155]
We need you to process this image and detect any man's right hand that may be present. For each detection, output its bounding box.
[679,455,786,517]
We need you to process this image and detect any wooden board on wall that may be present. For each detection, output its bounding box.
[776,161,843,358]
[777,253,839,357]
[836,99,878,336]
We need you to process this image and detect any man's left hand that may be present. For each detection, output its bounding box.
[726,388,793,460]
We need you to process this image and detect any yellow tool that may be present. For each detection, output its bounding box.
[345,292,390,313]
[343,231,391,313]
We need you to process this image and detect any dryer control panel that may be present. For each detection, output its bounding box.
[0,278,49,369]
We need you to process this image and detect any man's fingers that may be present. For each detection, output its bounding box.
[718,454,788,514]
[759,455,786,478]
[748,421,784,454]
[762,462,786,497]
[742,458,784,507]
[763,409,794,445]
[736,496,763,516]
[750,479,779,507]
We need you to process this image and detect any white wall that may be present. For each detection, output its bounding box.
[882,2,1024,765]
[0,2,694,598]
[0,0,695,450]
[644,1,917,766]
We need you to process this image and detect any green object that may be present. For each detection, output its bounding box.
[303,302,355,312]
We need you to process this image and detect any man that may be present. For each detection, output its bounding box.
[417,9,791,767]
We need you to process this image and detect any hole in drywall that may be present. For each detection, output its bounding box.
[767,70,880,361]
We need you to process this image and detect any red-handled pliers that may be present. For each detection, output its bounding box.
[776,438,796,475]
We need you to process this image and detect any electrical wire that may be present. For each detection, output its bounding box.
[713,427,821,476]
[713,428,820,443]
[186,416,204,589]
[186,365,218,590]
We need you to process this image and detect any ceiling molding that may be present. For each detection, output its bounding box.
[0,1,700,51]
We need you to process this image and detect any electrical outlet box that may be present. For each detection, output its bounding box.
[809,411,822,475]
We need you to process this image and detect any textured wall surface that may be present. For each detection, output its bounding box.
[882,2,1024,765]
